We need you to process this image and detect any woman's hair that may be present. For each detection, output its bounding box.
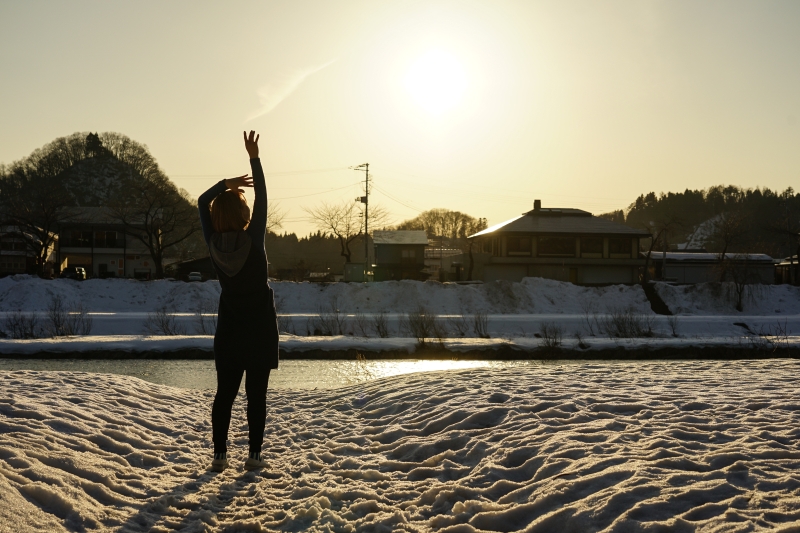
[211,190,251,233]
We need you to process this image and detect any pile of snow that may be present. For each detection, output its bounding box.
[2,363,799,531]
[0,275,652,315]
[0,275,221,314]
[654,282,800,315]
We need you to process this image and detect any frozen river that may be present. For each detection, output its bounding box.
[0,358,553,390]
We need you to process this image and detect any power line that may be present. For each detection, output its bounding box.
[372,184,424,213]
[272,181,362,200]
[171,167,350,178]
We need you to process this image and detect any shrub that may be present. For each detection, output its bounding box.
[2,311,41,339]
[599,306,654,338]
[667,315,679,337]
[579,297,598,336]
[45,295,93,336]
[447,314,470,337]
[538,322,563,349]
[472,312,490,338]
[193,299,218,335]
[574,331,590,350]
[401,306,441,345]
[353,312,370,337]
[145,304,185,335]
[277,314,295,335]
[311,296,348,336]
[371,311,390,338]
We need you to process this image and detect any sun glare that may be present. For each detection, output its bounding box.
[404,49,467,115]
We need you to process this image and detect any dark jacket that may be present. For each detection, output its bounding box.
[198,158,279,370]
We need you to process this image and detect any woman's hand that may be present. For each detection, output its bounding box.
[244,130,260,158]
[225,174,253,191]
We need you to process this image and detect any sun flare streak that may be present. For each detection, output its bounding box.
[246,59,337,122]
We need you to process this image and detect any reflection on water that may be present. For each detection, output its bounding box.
[0,359,543,390]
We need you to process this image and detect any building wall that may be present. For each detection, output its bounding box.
[374,244,426,265]
[665,263,774,284]
[579,265,637,284]
[483,264,528,282]
[60,250,153,278]
[482,262,638,284]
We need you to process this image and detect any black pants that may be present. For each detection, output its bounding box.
[212,363,270,455]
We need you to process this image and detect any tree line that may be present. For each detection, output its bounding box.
[0,132,202,277]
[599,185,800,262]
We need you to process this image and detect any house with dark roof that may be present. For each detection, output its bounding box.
[372,230,428,281]
[468,200,650,285]
[56,207,151,279]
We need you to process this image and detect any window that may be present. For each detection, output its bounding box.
[507,236,531,256]
[95,231,118,248]
[401,248,416,264]
[581,237,603,258]
[609,238,631,258]
[538,236,575,257]
[63,230,92,247]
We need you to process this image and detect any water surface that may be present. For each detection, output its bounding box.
[0,358,547,390]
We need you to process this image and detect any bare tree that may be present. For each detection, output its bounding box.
[110,180,200,278]
[0,143,80,275]
[639,215,681,283]
[397,208,486,240]
[101,134,201,278]
[267,201,287,234]
[724,253,762,312]
[397,208,487,280]
[304,201,389,263]
[709,209,750,281]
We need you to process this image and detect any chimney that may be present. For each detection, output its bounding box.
[534,199,541,211]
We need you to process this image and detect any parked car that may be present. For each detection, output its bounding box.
[187,272,203,282]
[60,266,86,281]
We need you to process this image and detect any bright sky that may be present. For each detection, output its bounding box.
[1,1,798,235]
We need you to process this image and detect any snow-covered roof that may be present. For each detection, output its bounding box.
[645,252,774,262]
[373,230,429,245]
[469,209,649,238]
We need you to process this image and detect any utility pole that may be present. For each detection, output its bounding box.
[354,163,369,282]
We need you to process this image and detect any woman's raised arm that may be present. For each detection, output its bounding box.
[244,130,267,244]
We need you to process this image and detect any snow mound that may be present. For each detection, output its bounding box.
[0,275,221,313]
[654,282,800,315]
[2,363,800,531]
[0,275,651,315]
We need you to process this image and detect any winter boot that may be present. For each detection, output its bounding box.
[211,452,228,472]
[244,451,268,470]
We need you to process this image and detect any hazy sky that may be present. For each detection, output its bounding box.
[1,1,798,235]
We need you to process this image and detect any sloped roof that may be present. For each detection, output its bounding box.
[469,208,649,238]
[645,252,774,263]
[373,230,429,245]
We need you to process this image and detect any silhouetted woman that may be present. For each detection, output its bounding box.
[198,130,279,471]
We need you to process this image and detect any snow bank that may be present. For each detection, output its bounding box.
[0,275,221,313]
[0,275,652,314]
[2,364,800,531]
[654,282,800,316]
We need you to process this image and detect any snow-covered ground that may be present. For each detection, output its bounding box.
[2,363,799,531]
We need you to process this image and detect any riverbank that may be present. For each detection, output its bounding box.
[2,362,799,531]
[1,334,797,359]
